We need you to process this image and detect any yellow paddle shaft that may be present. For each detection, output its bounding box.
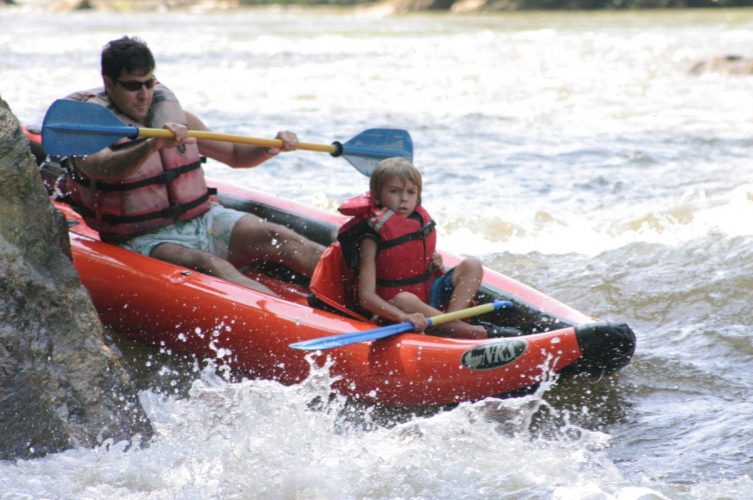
[429,302,499,327]
[136,127,337,154]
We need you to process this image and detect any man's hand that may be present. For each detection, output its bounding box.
[265,130,299,156]
[158,122,197,149]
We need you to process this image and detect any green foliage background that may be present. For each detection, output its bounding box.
[238,0,753,7]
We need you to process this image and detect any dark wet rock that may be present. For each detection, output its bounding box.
[690,55,753,75]
[0,98,152,460]
[393,0,454,9]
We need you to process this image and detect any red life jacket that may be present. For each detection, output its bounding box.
[308,241,368,321]
[64,88,212,240]
[310,194,437,318]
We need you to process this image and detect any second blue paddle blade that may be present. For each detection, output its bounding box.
[339,128,413,176]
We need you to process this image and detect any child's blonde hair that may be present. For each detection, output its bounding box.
[370,157,422,205]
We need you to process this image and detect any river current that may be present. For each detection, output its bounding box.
[2,5,753,498]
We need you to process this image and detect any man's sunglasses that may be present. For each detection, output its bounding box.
[116,77,157,91]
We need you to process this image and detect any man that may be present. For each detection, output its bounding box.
[66,36,324,295]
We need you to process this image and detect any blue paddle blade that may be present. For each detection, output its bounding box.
[289,321,415,351]
[42,99,138,156]
[336,128,413,177]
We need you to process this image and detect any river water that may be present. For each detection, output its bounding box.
[3,5,753,498]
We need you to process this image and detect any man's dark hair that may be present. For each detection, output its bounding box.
[101,36,155,81]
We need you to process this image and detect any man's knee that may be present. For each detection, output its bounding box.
[233,217,281,247]
[231,216,322,274]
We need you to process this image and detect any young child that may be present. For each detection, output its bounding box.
[332,157,492,339]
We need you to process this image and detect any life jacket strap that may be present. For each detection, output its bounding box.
[378,220,436,250]
[376,265,433,288]
[68,160,203,192]
[70,188,216,224]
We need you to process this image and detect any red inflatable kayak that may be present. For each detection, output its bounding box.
[24,126,636,406]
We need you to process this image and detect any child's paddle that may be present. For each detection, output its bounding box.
[289,300,514,351]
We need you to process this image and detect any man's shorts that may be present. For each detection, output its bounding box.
[121,202,246,259]
[429,268,456,309]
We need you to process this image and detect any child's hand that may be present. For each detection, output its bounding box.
[431,252,443,271]
[400,312,428,332]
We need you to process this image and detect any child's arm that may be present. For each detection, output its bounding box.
[358,238,428,331]
[431,252,445,276]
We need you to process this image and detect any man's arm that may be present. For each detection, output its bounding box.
[185,112,298,168]
[147,84,183,128]
[72,123,192,182]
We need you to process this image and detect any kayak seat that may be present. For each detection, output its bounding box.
[308,242,375,322]
[307,294,372,323]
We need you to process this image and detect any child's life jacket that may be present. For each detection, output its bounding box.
[309,193,439,319]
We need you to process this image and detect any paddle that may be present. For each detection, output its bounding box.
[289,300,513,351]
[41,99,413,176]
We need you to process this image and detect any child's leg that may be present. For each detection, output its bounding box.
[392,290,487,340]
[391,292,441,317]
[447,257,483,312]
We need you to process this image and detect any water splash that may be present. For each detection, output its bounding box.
[0,357,660,498]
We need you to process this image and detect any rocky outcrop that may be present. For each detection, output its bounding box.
[0,98,152,460]
[5,0,239,10]
[689,55,753,75]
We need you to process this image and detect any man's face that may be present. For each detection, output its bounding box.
[104,69,156,123]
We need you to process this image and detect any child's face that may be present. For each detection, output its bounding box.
[376,176,419,217]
